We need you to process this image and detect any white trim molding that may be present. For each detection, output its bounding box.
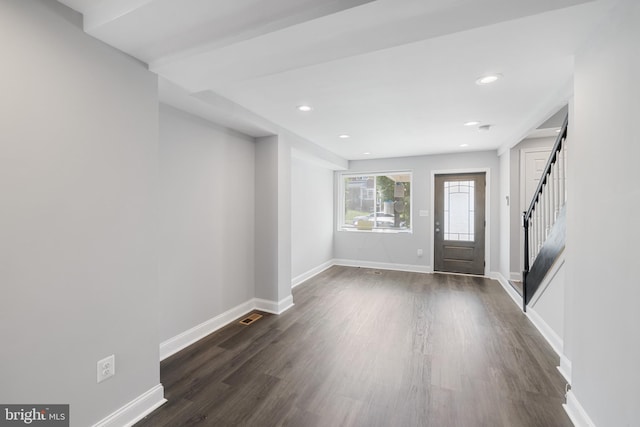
[559,354,572,384]
[491,271,574,391]
[564,390,597,427]
[526,306,563,357]
[510,272,522,282]
[333,258,432,274]
[489,271,523,310]
[335,169,414,234]
[160,299,256,361]
[160,296,295,361]
[292,260,333,288]
[92,384,166,427]
[254,295,294,315]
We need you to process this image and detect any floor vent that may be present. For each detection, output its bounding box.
[239,313,262,325]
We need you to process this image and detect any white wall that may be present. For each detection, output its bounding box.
[0,1,161,425]
[567,0,640,424]
[158,105,255,342]
[291,156,334,283]
[334,151,500,272]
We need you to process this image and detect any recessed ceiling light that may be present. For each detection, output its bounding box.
[475,74,503,85]
[363,152,371,155]
[339,134,350,139]
[297,105,313,112]
[555,129,561,133]
[460,144,469,147]
[464,121,480,126]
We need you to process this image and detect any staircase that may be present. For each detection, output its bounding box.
[522,116,568,311]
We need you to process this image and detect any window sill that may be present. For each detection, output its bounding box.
[339,227,413,234]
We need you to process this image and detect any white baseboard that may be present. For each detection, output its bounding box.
[254,295,294,314]
[490,272,572,377]
[558,354,572,383]
[160,299,256,361]
[92,384,166,427]
[333,259,432,274]
[564,390,597,427]
[160,296,294,362]
[510,272,522,281]
[489,271,523,310]
[526,306,563,358]
[292,260,333,288]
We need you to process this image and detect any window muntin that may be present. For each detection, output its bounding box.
[341,172,411,232]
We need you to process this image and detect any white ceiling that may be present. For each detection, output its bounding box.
[58,0,614,160]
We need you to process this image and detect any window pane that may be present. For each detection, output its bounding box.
[342,173,411,231]
[444,180,474,241]
[344,176,375,227]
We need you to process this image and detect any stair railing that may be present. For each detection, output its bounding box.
[522,115,568,311]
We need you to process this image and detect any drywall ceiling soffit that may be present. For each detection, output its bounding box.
[59,0,595,82]
[159,78,349,170]
[537,105,569,130]
[158,78,278,138]
[57,0,614,160]
[58,0,376,63]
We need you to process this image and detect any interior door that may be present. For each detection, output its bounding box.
[434,173,486,275]
[522,149,552,211]
[519,148,552,273]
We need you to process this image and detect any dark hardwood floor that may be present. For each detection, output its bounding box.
[136,266,572,427]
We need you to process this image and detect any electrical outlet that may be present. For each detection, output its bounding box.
[97,355,115,383]
[417,249,423,257]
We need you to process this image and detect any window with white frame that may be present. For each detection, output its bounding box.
[340,172,412,231]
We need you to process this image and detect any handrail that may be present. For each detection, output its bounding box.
[524,115,568,221]
[522,114,568,311]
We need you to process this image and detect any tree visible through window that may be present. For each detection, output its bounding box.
[342,172,411,231]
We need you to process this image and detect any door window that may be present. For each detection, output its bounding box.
[444,180,475,241]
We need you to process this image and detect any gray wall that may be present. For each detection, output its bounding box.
[255,136,292,304]
[255,137,279,301]
[291,157,334,280]
[0,1,160,425]
[568,0,640,424]
[334,151,501,272]
[530,259,565,342]
[499,152,510,279]
[158,105,255,342]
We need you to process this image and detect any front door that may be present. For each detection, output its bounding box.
[434,173,486,275]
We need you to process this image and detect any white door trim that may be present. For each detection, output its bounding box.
[430,168,491,276]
